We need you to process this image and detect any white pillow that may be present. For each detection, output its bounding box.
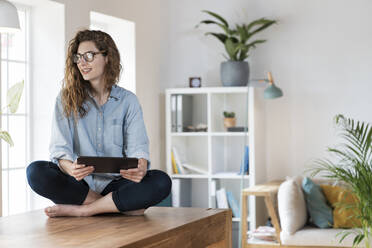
[277,179,307,234]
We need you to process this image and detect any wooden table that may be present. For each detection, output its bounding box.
[0,207,232,248]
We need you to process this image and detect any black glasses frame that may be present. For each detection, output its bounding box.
[73,51,106,64]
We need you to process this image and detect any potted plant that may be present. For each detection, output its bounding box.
[223,111,236,129]
[310,115,372,248]
[196,10,276,86]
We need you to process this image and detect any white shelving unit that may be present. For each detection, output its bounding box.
[165,87,257,234]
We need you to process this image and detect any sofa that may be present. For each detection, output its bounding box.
[275,176,366,247]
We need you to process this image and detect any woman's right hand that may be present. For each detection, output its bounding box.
[59,159,95,181]
[70,161,95,181]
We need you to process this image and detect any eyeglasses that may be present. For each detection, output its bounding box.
[73,51,106,64]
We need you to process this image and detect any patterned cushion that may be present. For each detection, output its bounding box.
[320,185,361,228]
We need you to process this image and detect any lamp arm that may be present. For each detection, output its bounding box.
[250,79,270,84]
[250,72,274,85]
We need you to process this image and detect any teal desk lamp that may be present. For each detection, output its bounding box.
[254,72,283,99]
[249,72,283,99]
[263,72,283,99]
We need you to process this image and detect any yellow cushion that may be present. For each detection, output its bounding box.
[320,185,361,228]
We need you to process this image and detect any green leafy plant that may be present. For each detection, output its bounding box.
[196,10,276,61]
[223,111,235,118]
[0,80,24,146]
[310,114,372,248]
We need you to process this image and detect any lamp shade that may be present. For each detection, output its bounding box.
[264,83,283,99]
[0,0,20,33]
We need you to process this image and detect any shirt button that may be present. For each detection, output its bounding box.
[98,144,101,147]
[98,127,101,131]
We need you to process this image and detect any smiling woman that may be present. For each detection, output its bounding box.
[26,30,172,218]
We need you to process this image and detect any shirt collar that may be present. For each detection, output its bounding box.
[86,84,120,101]
[108,84,120,101]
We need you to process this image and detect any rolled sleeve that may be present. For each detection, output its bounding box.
[124,94,151,168]
[49,94,76,166]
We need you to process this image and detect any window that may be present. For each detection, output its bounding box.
[0,7,30,216]
[90,12,136,93]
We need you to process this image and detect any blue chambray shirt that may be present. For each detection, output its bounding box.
[49,85,150,193]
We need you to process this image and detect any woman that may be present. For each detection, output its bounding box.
[26,30,171,217]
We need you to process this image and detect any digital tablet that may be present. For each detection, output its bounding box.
[77,156,138,173]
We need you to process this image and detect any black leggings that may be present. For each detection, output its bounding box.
[26,161,172,212]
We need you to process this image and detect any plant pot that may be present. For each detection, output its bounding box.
[220,61,249,87]
[224,117,236,129]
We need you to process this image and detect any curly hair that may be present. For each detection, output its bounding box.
[62,30,122,119]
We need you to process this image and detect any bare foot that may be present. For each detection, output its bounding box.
[44,204,90,218]
[123,208,146,216]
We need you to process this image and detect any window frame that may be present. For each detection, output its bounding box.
[0,4,31,216]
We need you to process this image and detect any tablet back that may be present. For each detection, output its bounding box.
[77,156,138,173]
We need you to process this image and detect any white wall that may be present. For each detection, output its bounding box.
[90,11,136,93]
[165,0,372,181]
[28,1,64,162]
[247,0,372,180]
[25,0,65,209]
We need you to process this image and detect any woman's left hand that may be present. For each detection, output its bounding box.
[120,158,147,183]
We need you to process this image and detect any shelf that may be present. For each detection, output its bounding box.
[171,132,248,137]
[211,135,248,174]
[210,132,249,137]
[171,132,208,136]
[212,173,249,179]
[166,87,249,94]
[166,87,257,237]
[170,173,250,179]
[171,174,209,179]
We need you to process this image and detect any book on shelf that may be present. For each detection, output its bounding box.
[171,147,184,174]
[171,147,207,175]
[171,151,179,174]
[175,94,192,132]
[226,191,240,218]
[216,188,229,209]
[171,95,177,132]
[227,126,248,132]
[239,146,249,175]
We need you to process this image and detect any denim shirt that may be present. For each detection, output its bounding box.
[49,85,150,193]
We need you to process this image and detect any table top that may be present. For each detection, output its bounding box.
[242,180,283,196]
[0,207,230,248]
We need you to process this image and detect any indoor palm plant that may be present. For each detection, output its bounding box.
[310,114,372,248]
[196,10,276,86]
[0,81,24,146]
